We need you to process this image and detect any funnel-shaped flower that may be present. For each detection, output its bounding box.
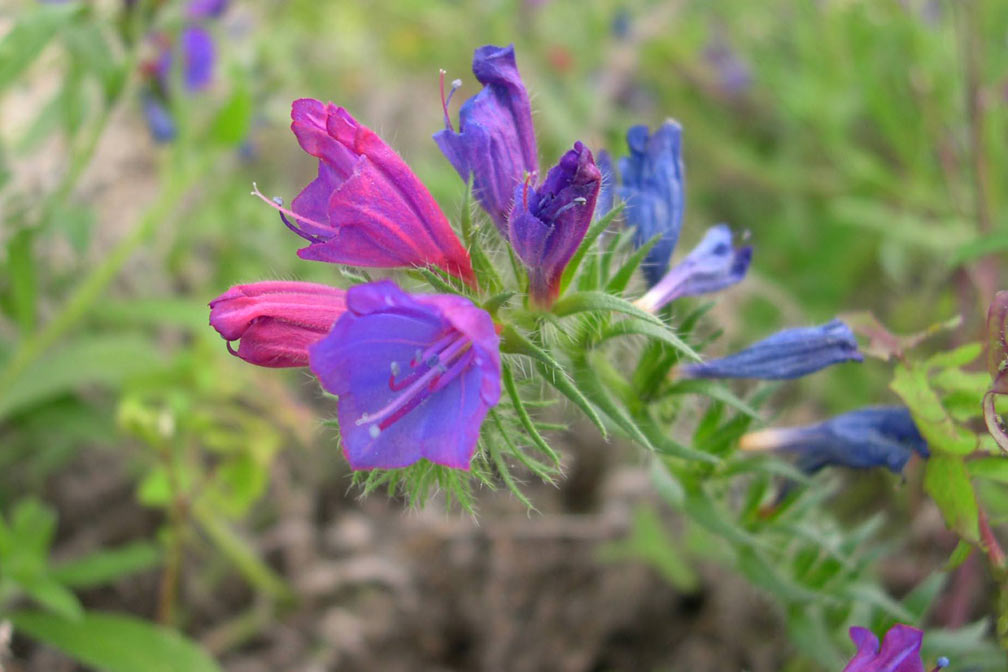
[740,406,928,474]
[309,280,501,470]
[635,224,751,312]
[617,121,685,286]
[508,142,601,307]
[842,625,926,672]
[262,99,475,286]
[435,44,538,235]
[682,319,862,380]
[209,281,347,368]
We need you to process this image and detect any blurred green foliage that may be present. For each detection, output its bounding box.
[1,0,1008,669]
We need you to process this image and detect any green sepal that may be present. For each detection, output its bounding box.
[498,325,607,437]
[559,204,624,294]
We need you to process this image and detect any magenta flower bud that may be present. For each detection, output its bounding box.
[435,44,539,235]
[209,281,347,368]
[508,141,601,307]
[259,100,476,287]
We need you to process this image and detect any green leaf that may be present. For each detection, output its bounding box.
[665,379,761,418]
[943,540,973,572]
[843,583,915,622]
[924,342,983,370]
[7,229,37,333]
[552,290,665,326]
[210,86,252,145]
[51,542,161,589]
[597,505,698,591]
[10,610,222,672]
[968,456,1008,484]
[499,326,606,437]
[571,354,655,451]
[500,363,559,464]
[0,335,166,421]
[559,204,623,294]
[597,317,700,362]
[0,3,82,92]
[21,578,83,620]
[890,363,975,454]
[924,454,979,543]
[606,234,660,295]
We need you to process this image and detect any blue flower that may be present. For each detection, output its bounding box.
[681,319,862,380]
[435,44,539,236]
[509,142,601,307]
[739,406,928,474]
[141,94,176,143]
[635,224,751,312]
[594,149,615,222]
[309,280,501,471]
[616,121,685,286]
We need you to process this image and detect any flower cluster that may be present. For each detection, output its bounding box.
[139,0,228,142]
[209,42,923,483]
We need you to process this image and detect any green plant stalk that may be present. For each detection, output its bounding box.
[191,502,292,603]
[0,165,198,400]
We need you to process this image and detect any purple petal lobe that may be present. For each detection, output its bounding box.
[842,625,925,672]
[434,44,538,235]
[309,280,501,470]
[636,224,751,312]
[682,319,863,380]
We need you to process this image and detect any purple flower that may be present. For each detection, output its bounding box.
[681,319,862,380]
[635,224,751,312]
[616,121,685,286]
[309,281,501,470]
[180,25,215,91]
[258,99,476,287]
[149,26,216,93]
[141,94,176,143]
[842,625,926,672]
[703,37,752,97]
[186,0,228,19]
[508,142,601,307]
[209,281,347,368]
[435,44,539,236]
[739,406,928,474]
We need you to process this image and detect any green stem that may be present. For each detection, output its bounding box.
[0,165,197,398]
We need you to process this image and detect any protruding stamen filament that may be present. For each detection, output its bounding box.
[439,69,462,132]
[251,182,331,243]
[930,657,950,672]
[552,196,587,218]
[358,333,473,432]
